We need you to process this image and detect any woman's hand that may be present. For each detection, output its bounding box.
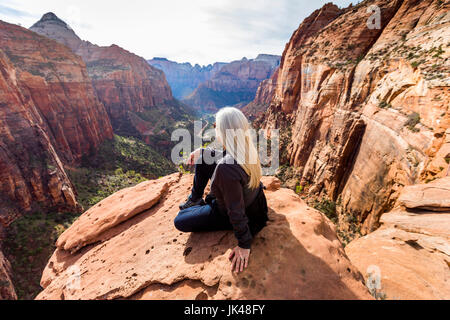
[186,148,202,166]
[229,246,250,273]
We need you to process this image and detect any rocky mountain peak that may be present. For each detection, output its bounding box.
[32,12,71,30]
[0,19,113,224]
[30,12,81,50]
[40,12,61,21]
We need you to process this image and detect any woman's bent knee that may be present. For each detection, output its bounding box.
[174,214,190,232]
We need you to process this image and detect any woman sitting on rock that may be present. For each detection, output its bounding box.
[174,107,268,274]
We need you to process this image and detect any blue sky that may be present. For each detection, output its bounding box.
[0,0,355,65]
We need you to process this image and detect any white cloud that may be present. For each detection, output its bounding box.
[0,0,355,65]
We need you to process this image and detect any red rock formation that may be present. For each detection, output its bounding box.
[36,174,372,300]
[56,177,175,253]
[259,0,450,232]
[242,68,279,120]
[30,13,173,130]
[0,21,115,299]
[183,55,280,113]
[346,177,450,300]
[0,20,113,218]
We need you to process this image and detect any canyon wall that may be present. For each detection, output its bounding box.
[0,20,116,297]
[148,58,226,99]
[183,54,280,113]
[30,13,174,132]
[259,0,449,232]
[0,20,113,219]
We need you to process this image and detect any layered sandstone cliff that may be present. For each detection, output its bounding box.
[148,58,226,99]
[0,20,116,298]
[258,0,450,233]
[183,55,280,112]
[0,20,113,218]
[36,174,372,300]
[30,13,174,131]
[242,68,279,120]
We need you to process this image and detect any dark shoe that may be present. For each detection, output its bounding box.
[179,197,205,210]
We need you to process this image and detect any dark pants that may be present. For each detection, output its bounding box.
[174,202,232,233]
[190,158,217,202]
[174,161,233,233]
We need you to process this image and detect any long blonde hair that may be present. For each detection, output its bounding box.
[215,107,262,189]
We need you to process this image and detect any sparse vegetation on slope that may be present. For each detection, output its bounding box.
[73,134,176,209]
[4,211,79,299]
[114,99,197,157]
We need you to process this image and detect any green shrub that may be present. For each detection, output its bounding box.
[355,55,364,64]
[411,61,421,68]
[378,101,392,109]
[295,185,303,194]
[433,45,444,58]
[405,112,421,132]
[312,198,337,223]
[407,52,416,60]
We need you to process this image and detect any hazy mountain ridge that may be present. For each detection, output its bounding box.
[148,57,227,99]
[182,54,280,112]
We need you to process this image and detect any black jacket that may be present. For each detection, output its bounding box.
[206,152,269,249]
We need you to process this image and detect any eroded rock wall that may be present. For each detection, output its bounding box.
[259,0,449,232]
[0,20,113,217]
